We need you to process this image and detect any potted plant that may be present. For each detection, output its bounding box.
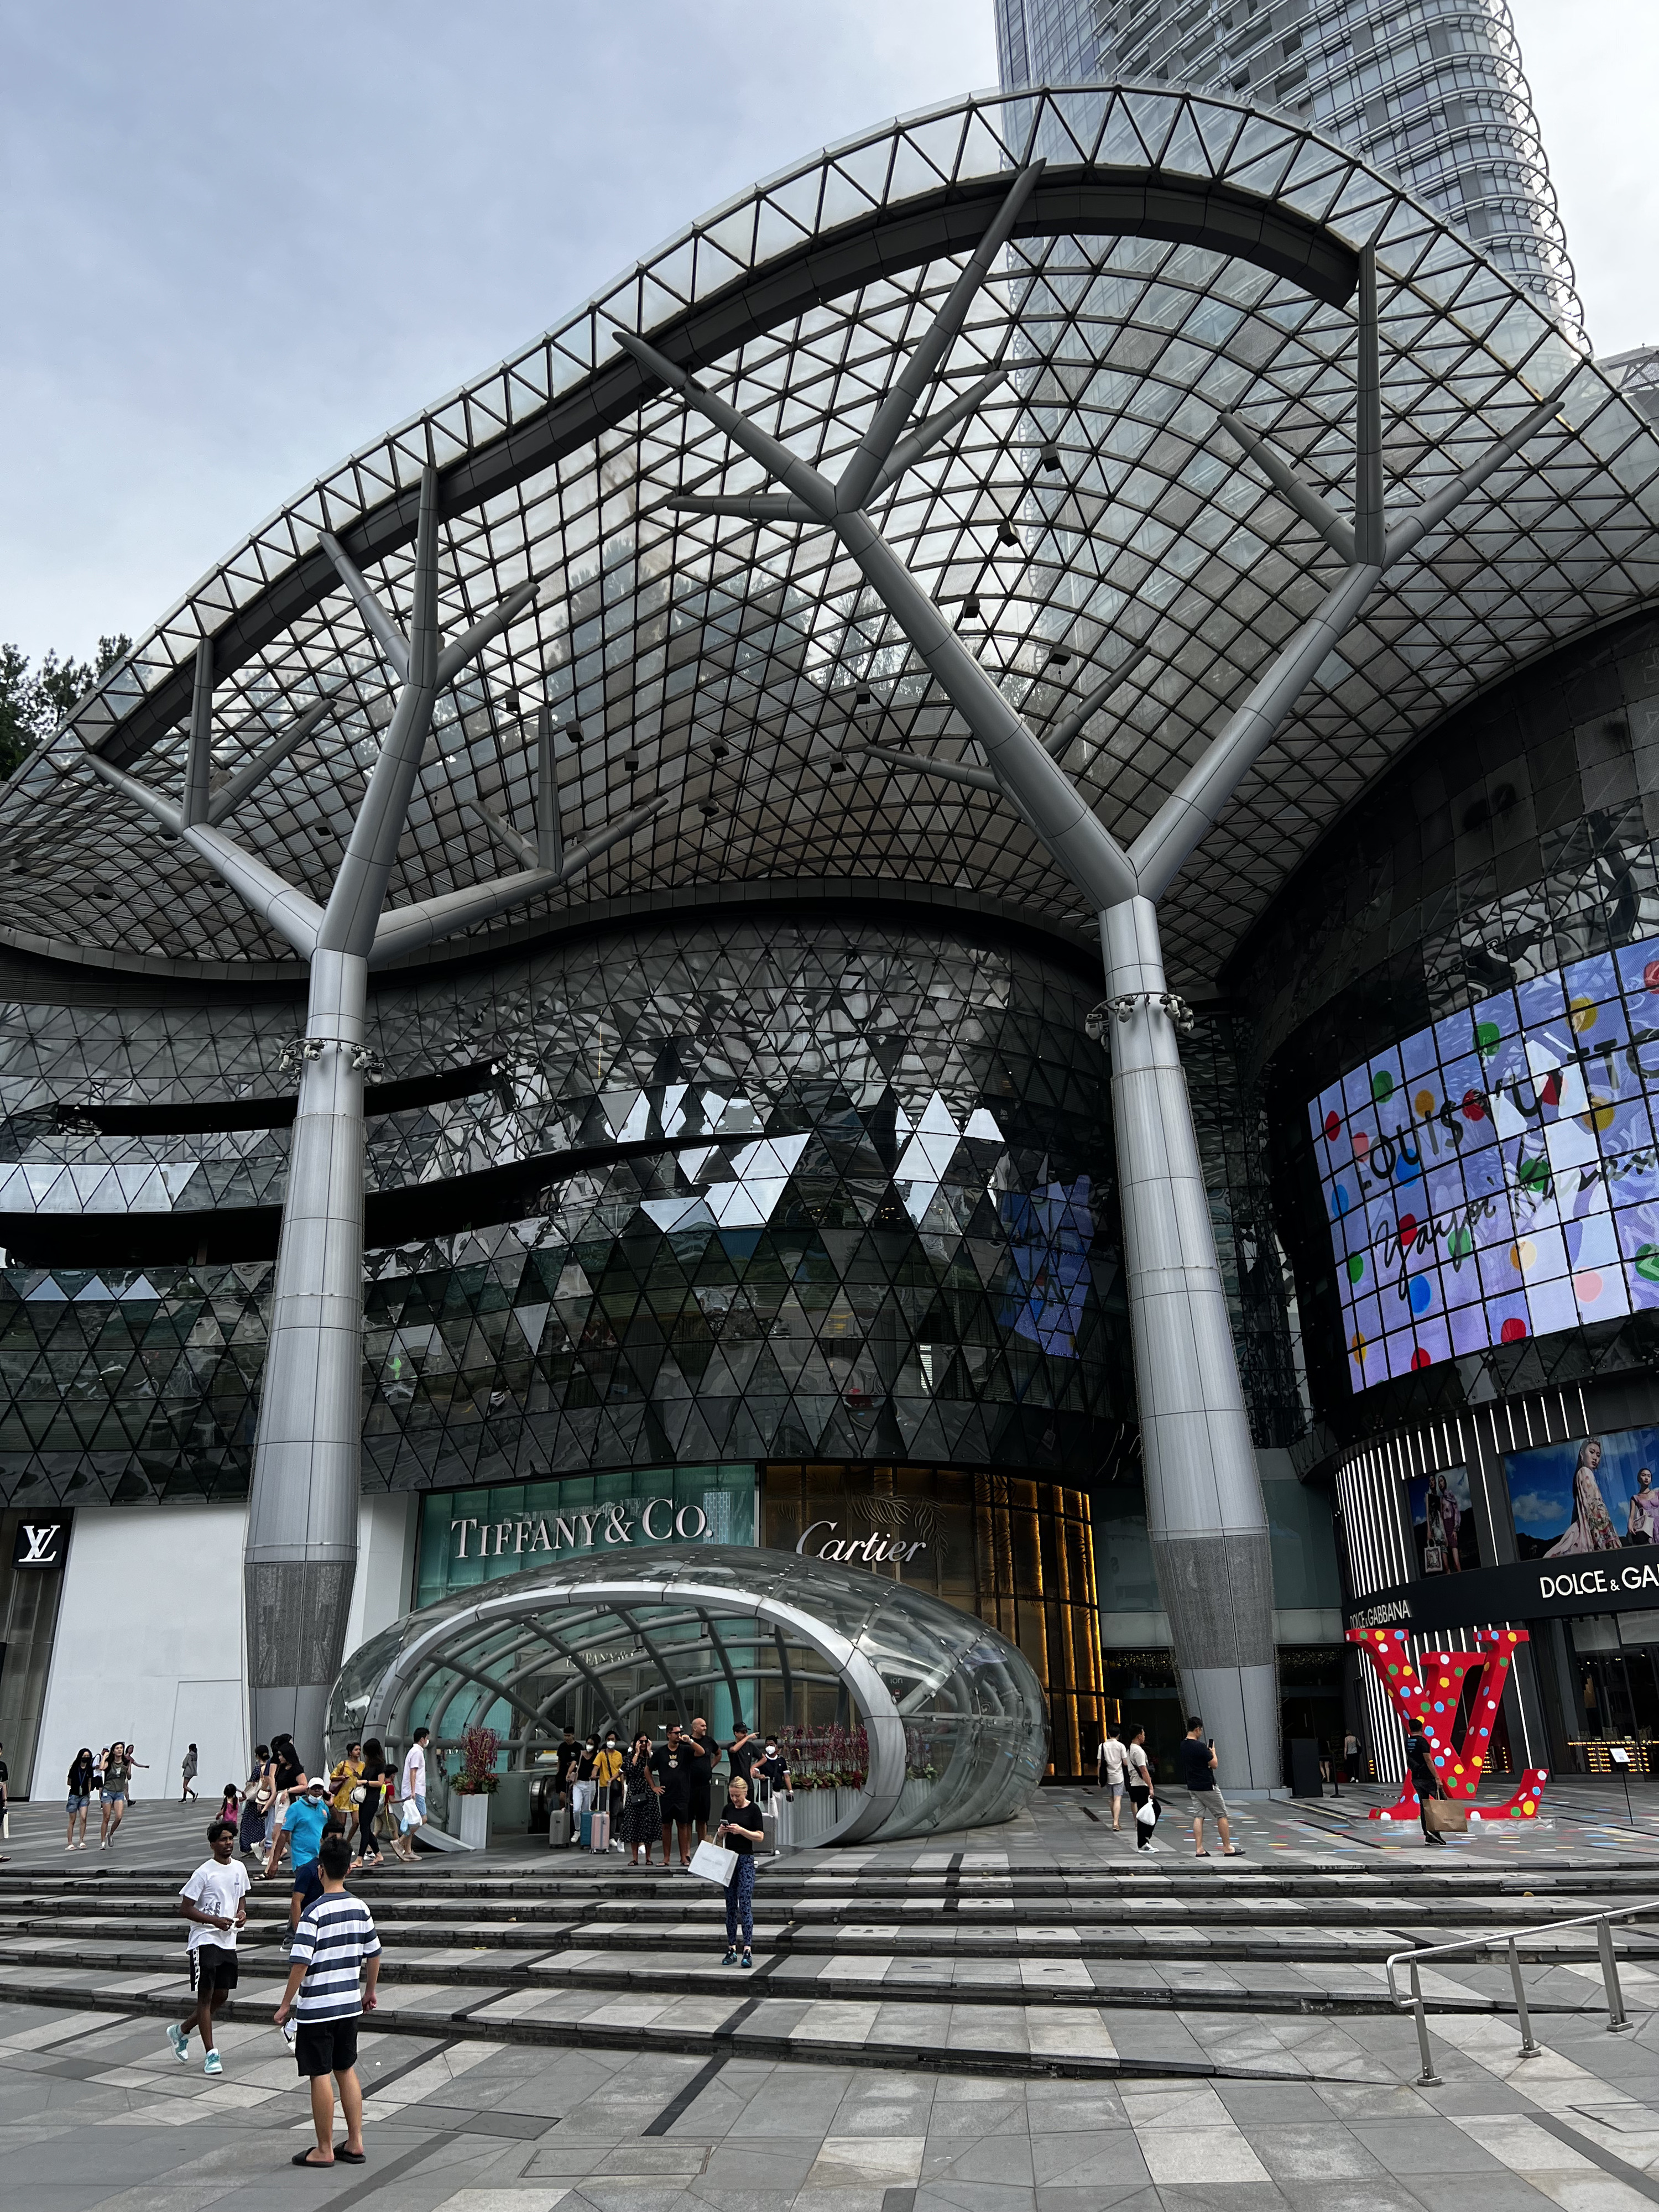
[451,1724,501,1849]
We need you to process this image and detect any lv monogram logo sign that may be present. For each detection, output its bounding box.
[11,1517,69,1569]
[1349,1625,1550,1822]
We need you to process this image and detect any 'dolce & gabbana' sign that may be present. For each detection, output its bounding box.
[1344,1550,1659,1636]
[451,1496,710,1562]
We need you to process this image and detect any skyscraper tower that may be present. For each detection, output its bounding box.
[994,0,1584,335]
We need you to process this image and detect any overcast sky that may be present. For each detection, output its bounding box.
[0,1,1652,667]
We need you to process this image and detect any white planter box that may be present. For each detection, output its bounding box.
[457,1794,491,1850]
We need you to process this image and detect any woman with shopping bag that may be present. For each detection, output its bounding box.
[714,1777,766,1968]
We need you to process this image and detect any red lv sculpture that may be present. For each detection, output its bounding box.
[1348,1625,1550,1821]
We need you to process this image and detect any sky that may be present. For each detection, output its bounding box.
[0,1,1652,669]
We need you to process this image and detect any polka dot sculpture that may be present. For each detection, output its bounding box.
[1348,1626,1550,1822]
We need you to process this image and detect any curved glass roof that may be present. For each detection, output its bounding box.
[329,1541,1050,1843]
[9,84,1658,992]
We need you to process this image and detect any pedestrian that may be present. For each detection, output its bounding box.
[168,1817,248,2077]
[1406,1720,1447,1846]
[1178,1716,1242,1858]
[65,1748,96,1850]
[241,1746,274,1864]
[264,1735,306,1878]
[725,1718,760,1793]
[685,1714,715,1843]
[552,1724,580,1843]
[1099,1730,1131,1830]
[753,1733,793,1851]
[715,1774,765,1968]
[278,1778,331,1951]
[124,1746,149,1801]
[98,1742,133,1849]
[390,1727,429,1863]
[328,1743,365,1820]
[568,1733,598,1848]
[653,1723,693,1870]
[1126,1726,1157,1850]
[273,1831,381,2169]
[592,1729,624,1851]
[180,1744,199,1803]
[352,1740,387,1867]
[219,1782,241,1827]
[1343,1728,1363,1785]
[620,1732,662,1866]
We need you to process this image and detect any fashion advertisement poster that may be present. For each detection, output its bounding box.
[1406,1465,1480,1574]
[1505,1431,1659,1559]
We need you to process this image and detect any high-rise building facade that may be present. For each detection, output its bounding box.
[994,0,1583,334]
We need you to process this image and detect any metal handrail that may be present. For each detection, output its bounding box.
[1386,1900,1659,2086]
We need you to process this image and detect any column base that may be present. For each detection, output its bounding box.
[251,1684,334,1767]
[1177,1661,1281,1793]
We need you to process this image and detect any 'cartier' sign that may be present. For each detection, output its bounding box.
[452,1497,709,1561]
[795,1518,927,1565]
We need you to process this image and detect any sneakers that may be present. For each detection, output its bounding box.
[166,2024,189,2063]
[740,1951,753,1970]
[721,1947,739,1966]
[204,2049,222,2076]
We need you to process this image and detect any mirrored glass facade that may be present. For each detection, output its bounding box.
[0,911,1133,1507]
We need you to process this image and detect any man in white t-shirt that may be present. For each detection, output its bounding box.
[391,1729,429,1865]
[1098,1732,1132,1830]
[168,1820,249,2076]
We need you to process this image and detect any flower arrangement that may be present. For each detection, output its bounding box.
[773,1723,868,1790]
[451,1723,501,1796]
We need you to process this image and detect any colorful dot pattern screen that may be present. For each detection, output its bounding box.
[1308,936,1659,1392]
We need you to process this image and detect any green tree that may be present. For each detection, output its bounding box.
[0,634,132,778]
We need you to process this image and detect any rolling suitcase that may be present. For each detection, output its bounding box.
[578,1808,594,1849]
[589,1809,611,1853]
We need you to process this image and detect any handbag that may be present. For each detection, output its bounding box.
[1424,1540,1446,1573]
[348,1783,367,1806]
[1423,1796,1468,1835]
[688,1838,738,1886]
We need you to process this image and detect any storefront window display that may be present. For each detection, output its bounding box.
[1506,1430,1659,1559]
[1407,1465,1481,1574]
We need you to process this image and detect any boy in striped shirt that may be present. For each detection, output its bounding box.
[273,1832,381,2168]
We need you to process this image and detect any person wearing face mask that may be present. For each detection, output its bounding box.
[753,1734,793,1853]
[592,1730,625,1853]
[569,1734,599,1849]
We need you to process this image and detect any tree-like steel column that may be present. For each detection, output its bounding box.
[84,468,665,1750]
[617,171,1574,1785]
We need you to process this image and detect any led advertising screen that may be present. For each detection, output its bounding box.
[1505,1430,1659,1559]
[1308,936,1659,1391]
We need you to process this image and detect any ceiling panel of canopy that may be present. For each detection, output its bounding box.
[7,84,1656,988]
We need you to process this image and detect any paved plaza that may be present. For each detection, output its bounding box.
[1,1781,1656,2210]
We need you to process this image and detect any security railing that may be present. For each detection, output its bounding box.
[1387,1902,1659,2086]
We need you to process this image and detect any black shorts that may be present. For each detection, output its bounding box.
[295,2016,359,2079]
[189,1943,238,1995]
[660,1793,691,1826]
[687,1785,712,1821]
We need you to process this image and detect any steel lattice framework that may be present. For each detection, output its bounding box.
[8,84,1655,999]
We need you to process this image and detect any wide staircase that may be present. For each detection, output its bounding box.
[1,1851,1655,2082]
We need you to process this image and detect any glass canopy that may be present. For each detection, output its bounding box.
[327,1541,1051,1842]
[7,85,1653,1002]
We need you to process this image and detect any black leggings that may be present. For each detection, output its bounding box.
[357,1791,382,1857]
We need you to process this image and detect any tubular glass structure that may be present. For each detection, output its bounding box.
[328,1541,1051,1843]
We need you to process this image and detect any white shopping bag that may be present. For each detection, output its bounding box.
[688,1839,738,1887]
[1135,1798,1158,1828]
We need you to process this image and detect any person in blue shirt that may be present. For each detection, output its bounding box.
[276,1779,331,1952]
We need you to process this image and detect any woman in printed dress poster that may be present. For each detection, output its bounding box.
[1426,1471,1462,1572]
[1545,1438,1621,1555]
